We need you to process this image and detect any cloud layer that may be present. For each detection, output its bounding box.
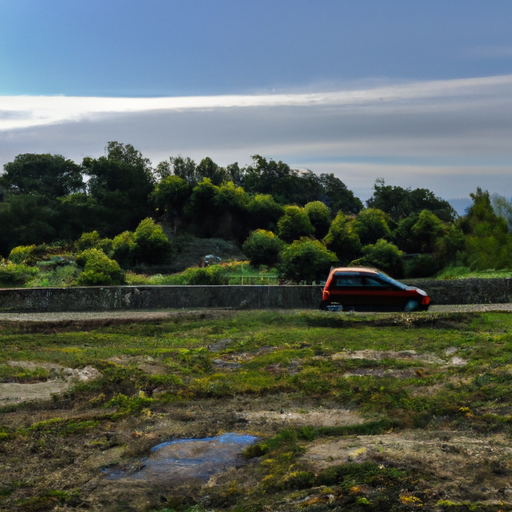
[1,74,512,201]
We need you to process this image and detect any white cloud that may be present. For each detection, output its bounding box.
[1,74,512,201]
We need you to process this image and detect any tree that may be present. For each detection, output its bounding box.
[318,173,363,214]
[0,153,84,198]
[366,178,455,222]
[277,205,315,243]
[170,156,197,185]
[279,238,338,283]
[324,212,362,264]
[242,229,284,267]
[352,208,392,246]
[196,157,229,185]
[458,188,511,270]
[150,175,192,230]
[132,218,172,265]
[351,239,404,277]
[394,210,446,254]
[246,194,284,232]
[304,201,332,240]
[82,142,154,234]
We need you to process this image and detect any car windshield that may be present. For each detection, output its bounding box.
[376,272,408,290]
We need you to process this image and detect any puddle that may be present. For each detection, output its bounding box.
[103,433,258,484]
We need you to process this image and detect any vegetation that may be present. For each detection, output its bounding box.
[2,141,512,286]
[1,310,512,510]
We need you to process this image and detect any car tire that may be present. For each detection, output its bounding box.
[404,300,419,312]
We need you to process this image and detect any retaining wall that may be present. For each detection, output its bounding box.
[0,279,512,313]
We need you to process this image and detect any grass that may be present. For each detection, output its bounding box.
[2,310,512,510]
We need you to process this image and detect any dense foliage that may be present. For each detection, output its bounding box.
[1,141,511,285]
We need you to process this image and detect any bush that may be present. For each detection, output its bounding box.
[112,230,137,267]
[277,206,315,243]
[179,265,229,285]
[75,231,113,255]
[324,212,362,264]
[279,238,338,283]
[242,230,284,267]
[8,245,37,264]
[132,218,172,265]
[0,260,39,286]
[304,201,331,239]
[403,254,441,278]
[351,239,404,277]
[75,248,125,286]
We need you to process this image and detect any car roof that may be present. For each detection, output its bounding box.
[330,267,379,275]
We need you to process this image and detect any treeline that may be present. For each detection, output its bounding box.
[0,141,511,283]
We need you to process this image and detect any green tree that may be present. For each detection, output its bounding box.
[196,157,229,185]
[242,229,284,267]
[82,142,154,234]
[0,153,84,198]
[394,210,447,254]
[246,194,284,232]
[318,173,363,214]
[150,175,192,230]
[132,218,172,265]
[170,156,197,184]
[185,178,219,237]
[111,230,137,267]
[367,178,455,222]
[324,212,362,264]
[458,188,511,270]
[279,238,338,283]
[351,239,404,277]
[277,205,315,243]
[352,208,392,246]
[304,201,332,240]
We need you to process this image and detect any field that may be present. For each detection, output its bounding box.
[2,310,512,511]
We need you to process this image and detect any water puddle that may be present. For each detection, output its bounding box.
[103,433,258,484]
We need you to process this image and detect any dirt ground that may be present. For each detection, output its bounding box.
[2,307,512,511]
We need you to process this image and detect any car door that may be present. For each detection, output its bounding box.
[362,276,407,309]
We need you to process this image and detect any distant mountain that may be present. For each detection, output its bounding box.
[448,198,472,216]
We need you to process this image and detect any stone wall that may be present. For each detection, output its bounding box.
[0,279,511,313]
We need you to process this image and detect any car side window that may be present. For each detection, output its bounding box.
[364,277,389,287]
[334,276,365,287]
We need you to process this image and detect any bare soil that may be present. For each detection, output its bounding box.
[2,307,512,511]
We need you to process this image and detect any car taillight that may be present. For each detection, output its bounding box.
[422,296,430,305]
[323,290,330,299]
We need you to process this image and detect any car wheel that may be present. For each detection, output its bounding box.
[404,300,419,312]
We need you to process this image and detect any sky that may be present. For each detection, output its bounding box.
[1,1,512,206]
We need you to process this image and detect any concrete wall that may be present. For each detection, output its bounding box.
[0,279,511,312]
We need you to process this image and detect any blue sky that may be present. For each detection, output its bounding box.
[1,0,512,204]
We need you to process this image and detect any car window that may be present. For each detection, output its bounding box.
[334,276,365,287]
[364,277,389,287]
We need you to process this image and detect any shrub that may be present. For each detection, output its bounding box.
[304,201,331,239]
[351,239,404,277]
[279,238,338,283]
[8,245,37,264]
[242,230,284,267]
[132,218,172,265]
[403,253,442,278]
[277,206,315,243]
[112,230,137,267]
[179,265,229,285]
[324,212,362,264]
[0,260,39,286]
[75,231,113,255]
[75,248,125,286]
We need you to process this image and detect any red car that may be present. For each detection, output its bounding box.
[320,267,430,312]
